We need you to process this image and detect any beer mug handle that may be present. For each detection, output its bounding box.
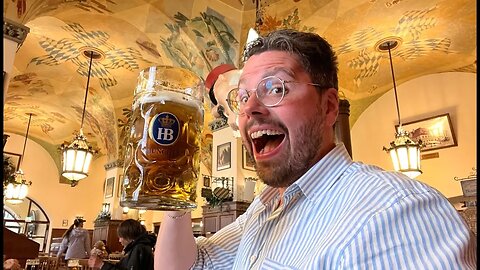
[139,101,154,119]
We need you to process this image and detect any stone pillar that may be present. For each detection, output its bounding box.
[335,99,353,158]
[103,160,130,220]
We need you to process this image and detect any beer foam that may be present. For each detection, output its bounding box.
[134,90,204,112]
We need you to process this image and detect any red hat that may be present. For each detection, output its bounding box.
[205,64,236,105]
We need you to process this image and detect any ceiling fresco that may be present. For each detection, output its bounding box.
[3,0,476,177]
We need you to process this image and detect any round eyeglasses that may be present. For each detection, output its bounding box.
[226,75,324,114]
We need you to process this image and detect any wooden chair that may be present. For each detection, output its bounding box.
[25,258,40,270]
[39,256,59,270]
[68,259,93,270]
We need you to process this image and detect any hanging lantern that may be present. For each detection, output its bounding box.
[61,129,95,181]
[384,128,422,179]
[61,49,99,182]
[4,113,34,204]
[378,38,423,178]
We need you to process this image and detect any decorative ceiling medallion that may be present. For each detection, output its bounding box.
[374,37,403,52]
[79,46,105,62]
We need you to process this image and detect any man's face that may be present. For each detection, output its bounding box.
[238,51,338,187]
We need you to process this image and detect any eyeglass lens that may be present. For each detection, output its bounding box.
[227,76,285,114]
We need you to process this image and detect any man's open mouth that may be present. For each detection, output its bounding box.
[250,129,285,155]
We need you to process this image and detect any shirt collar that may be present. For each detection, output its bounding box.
[259,144,353,205]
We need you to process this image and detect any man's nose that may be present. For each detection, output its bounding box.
[242,93,268,116]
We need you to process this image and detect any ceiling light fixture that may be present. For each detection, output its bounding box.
[379,38,423,179]
[60,50,98,182]
[4,113,34,204]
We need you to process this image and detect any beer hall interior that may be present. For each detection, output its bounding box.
[3,0,476,267]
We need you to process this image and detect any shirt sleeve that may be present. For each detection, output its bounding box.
[191,206,252,269]
[342,190,477,269]
[57,237,68,257]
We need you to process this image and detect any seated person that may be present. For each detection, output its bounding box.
[88,219,156,270]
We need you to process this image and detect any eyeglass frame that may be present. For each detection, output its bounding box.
[225,75,326,115]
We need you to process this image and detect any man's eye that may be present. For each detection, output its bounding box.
[264,84,283,96]
[239,95,249,103]
[267,86,283,95]
[237,89,249,104]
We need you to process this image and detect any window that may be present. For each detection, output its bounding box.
[3,197,50,252]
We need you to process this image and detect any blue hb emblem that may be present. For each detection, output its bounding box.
[148,112,180,146]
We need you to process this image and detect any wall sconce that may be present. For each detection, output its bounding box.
[102,203,110,213]
[138,209,146,222]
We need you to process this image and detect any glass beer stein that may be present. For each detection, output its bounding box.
[121,66,204,210]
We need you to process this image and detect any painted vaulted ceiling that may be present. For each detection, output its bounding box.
[3,0,476,177]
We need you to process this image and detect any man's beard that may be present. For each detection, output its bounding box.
[255,106,325,188]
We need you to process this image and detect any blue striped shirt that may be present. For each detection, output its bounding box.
[193,144,477,269]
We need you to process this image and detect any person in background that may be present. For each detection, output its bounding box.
[88,219,156,270]
[154,29,477,269]
[57,218,91,262]
[3,258,21,270]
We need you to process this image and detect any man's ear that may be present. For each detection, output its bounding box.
[323,88,339,127]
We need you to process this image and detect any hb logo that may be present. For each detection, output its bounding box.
[148,112,180,145]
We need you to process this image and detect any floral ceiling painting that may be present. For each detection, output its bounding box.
[3,0,476,181]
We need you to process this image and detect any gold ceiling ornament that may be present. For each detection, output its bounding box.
[4,113,34,204]
[60,49,99,182]
[379,38,423,179]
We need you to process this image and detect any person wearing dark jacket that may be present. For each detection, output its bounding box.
[89,219,156,270]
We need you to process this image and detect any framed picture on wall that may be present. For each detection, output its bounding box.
[397,113,457,152]
[217,142,231,171]
[117,175,124,197]
[104,177,115,199]
[4,151,21,171]
[242,146,255,171]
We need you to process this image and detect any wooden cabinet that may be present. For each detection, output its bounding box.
[202,201,250,235]
[92,220,123,253]
[4,227,39,268]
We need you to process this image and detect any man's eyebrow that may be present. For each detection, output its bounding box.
[238,67,295,86]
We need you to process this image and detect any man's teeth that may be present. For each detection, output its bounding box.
[250,129,282,139]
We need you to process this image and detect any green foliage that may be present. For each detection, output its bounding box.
[3,154,16,184]
[94,211,111,222]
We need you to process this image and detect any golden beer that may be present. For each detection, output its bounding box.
[121,66,204,210]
